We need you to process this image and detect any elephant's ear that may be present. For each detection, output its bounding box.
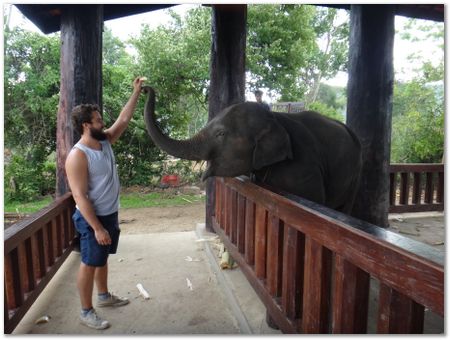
[252,121,293,170]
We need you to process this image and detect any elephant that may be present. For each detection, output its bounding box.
[142,86,362,214]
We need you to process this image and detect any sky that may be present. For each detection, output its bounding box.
[4,3,444,95]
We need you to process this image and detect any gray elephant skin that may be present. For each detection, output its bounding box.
[142,86,362,214]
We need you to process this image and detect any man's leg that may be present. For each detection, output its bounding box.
[94,262,108,294]
[77,262,96,309]
[94,260,129,307]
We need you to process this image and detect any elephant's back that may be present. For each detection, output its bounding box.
[276,110,362,210]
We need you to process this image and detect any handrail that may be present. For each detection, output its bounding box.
[4,192,76,334]
[213,176,443,333]
[389,163,444,213]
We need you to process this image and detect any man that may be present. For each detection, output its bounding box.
[65,76,146,330]
[254,89,270,111]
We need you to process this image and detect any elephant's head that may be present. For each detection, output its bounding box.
[142,86,293,181]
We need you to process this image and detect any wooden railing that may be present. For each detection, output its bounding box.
[4,193,76,334]
[271,101,305,113]
[213,177,443,334]
[389,163,444,213]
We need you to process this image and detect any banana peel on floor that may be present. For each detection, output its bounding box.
[220,249,238,270]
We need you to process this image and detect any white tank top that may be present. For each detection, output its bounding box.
[73,140,120,216]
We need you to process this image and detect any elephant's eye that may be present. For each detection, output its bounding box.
[215,130,226,138]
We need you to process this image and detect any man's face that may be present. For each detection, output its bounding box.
[88,111,107,141]
[255,93,262,102]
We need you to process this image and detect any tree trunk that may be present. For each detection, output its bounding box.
[206,4,247,231]
[56,5,103,197]
[346,5,395,228]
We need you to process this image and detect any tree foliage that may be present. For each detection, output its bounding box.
[391,19,444,163]
[4,6,444,203]
[4,27,60,201]
[247,5,348,102]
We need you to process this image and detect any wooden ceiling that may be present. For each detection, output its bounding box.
[16,3,444,35]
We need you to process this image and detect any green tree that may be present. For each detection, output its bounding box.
[4,27,60,201]
[391,80,443,163]
[247,5,348,102]
[391,19,444,163]
[247,4,316,100]
[131,6,211,140]
[102,27,163,186]
[304,7,348,105]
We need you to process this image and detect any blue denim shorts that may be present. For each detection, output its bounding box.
[72,209,120,267]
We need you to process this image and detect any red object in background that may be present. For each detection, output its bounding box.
[161,174,179,187]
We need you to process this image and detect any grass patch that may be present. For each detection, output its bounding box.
[5,192,205,214]
[5,191,205,214]
[120,192,205,209]
[5,196,54,214]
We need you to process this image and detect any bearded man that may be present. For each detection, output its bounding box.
[65,76,146,330]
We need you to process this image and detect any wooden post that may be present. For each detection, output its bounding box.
[346,5,395,228]
[56,5,103,197]
[206,5,247,231]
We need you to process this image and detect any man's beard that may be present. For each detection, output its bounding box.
[90,127,107,141]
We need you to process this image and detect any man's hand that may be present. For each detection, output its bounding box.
[106,76,148,144]
[133,76,147,93]
[95,227,112,246]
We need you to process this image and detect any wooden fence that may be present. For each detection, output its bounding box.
[271,101,305,113]
[4,193,76,334]
[213,176,443,334]
[389,163,444,213]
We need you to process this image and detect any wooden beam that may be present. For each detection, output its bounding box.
[205,4,247,231]
[346,5,395,228]
[56,5,103,197]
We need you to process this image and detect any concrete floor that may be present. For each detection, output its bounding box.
[13,225,280,335]
[12,213,444,335]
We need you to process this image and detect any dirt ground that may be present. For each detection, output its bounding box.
[118,202,206,234]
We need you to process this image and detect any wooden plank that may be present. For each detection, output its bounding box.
[302,237,332,333]
[62,209,69,249]
[390,163,443,173]
[377,283,424,333]
[412,172,422,204]
[266,214,283,297]
[281,224,305,321]
[424,172,434,203]
[230,190,238,244]
[399,172,409,205]
[224,186,230,236]
[4,250,22,310]
[389,203,443,214]
[215,179,221,225]
[30,233,43,282]
[25,238,36,290]
[46,222,55,266]
[254,205,267,279]
[236,193,246,254]
[332,255,370,333]
[436,171,444,203]
[389,173,396,206]
[51,217,61,259]
[17,243,31,295]
[244,199,255,265]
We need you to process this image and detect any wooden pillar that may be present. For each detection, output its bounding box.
[56,5,103,197]
[346,5,395,228]
[206,5,247,231]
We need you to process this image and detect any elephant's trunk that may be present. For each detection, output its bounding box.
[142,86,210,161]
